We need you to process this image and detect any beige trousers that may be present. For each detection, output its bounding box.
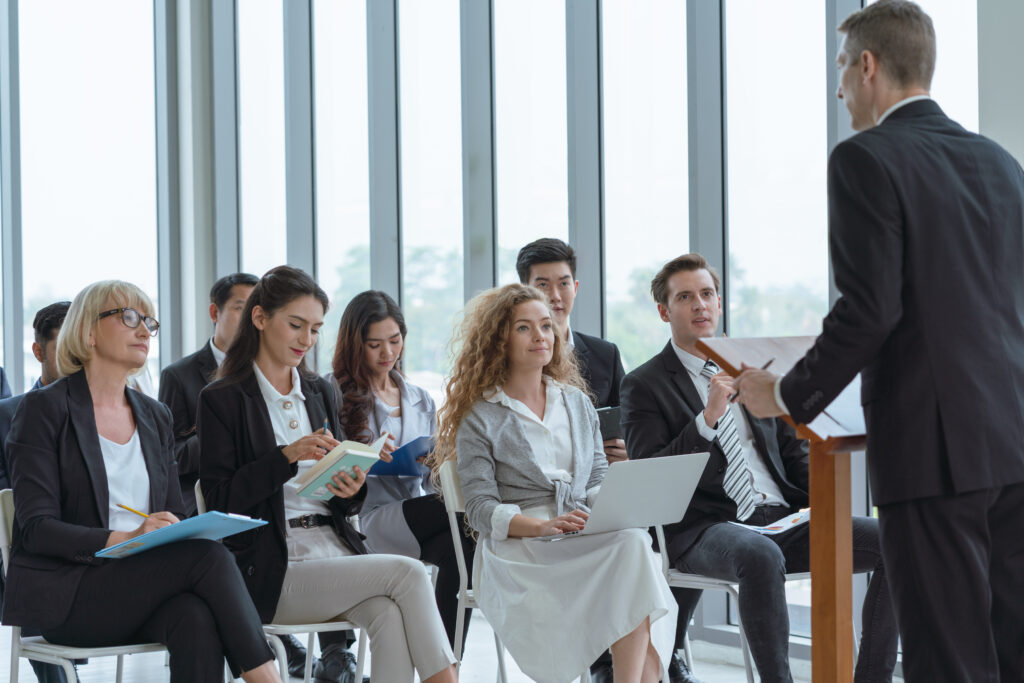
[272,554,455,682]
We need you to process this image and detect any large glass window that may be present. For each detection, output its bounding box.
[313,0,371,375]
[493,0,569,285]
[238,0,287,278]
[398,0,463,402]
[602,0,689,372]
[19,0,159,392]
[725,0,829,343]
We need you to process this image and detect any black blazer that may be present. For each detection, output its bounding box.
[2,370,183,629]
[198,371,367,623]
[621,342,808,564]
[780,99,1024,505]
[159,343,219,515]
[573,330,625,409]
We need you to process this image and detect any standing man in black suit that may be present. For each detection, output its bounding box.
[516,238,701,683]
[735,3,1024,681]
[0,301,72,683]
[623,254,898,683]
[159,272,258,516]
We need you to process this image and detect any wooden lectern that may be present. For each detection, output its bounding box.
[697,336,866,683]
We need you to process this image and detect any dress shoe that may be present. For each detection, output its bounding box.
[311,643,368,683]
[589,660,614,683]
[667,652,705,683]
[280,634,317,679]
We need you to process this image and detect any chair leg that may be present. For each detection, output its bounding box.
[453,596,467,663]
[493,631,508,683]
[116,654,125,683]
[683,633,695,670]
[266,634,289,681]
[10,628,20,683]
[60,659,78,682]
[354,629,367,682]
[304,632,315,683]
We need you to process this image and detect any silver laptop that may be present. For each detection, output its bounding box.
[535,452,709,541]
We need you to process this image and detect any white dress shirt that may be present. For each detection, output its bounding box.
[209,338,226,366]
[252,362,351,560]
[672,343,788,506]
[99,430,152,532]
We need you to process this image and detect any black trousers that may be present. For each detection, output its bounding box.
[403,493,476,651]
[41,539,273,683]
[878,481,1024,682]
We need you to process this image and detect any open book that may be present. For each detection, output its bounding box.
[294,434,388,500]
[96,511,267,559]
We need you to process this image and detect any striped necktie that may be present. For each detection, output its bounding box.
[700,360,757,521]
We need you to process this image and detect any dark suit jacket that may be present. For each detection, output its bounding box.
[198,371,367,622]
[159,343,219,515]
[573,330,625,409]
[0,381,41,611]
[0,367,12,401]
[621,342,809,564]
[2,370,184,629]
[780,99,1024,506]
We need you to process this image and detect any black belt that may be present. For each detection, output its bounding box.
[287,514,335,529]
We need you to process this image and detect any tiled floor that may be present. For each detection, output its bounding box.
[1,619,901,682]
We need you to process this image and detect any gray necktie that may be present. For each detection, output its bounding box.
[700,360,757,521]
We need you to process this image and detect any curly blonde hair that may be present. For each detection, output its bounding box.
[428,284,587,480]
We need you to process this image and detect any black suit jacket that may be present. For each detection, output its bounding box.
[573,330,625,409]
[198,371,367,622]
[159,343,219,515]
[780,100,1024,506]
[2,370,184,629]
[621,342,809,564]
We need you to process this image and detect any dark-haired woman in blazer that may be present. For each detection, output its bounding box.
[198,266,457,683]
[3,280,280,683]
[331,290,475,650]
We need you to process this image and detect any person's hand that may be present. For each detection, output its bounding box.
[704,371,735,427]
[327,466,367,499]
[106,510,179,547]
[734,364,785,418]
[534,510,589,537]
[378,432,396,463]
[282,428,340,464]
[603,438,628,464]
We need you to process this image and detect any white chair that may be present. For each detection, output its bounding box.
[438,461,593,683]
[1,488,168,683]
[195,481,368,683]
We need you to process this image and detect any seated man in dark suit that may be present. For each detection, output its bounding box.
[515,238,699,683]
[0,301,72,683]
[621,253,898,683]
[159,272,258,517]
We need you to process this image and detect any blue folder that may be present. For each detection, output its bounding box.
[367,436,434,477]
[96,511,268,559]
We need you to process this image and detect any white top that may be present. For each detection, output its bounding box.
[672,342,788,506]
[209,338,226,366]
[252,362,351,561]
[876,94,932,126]
[99,430,151,532]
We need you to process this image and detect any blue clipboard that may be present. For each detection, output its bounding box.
[367,436,433,477]
[96,511,267,559]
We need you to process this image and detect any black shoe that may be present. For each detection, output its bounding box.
[668,652,705,683]
[280,634,317,679]
[311,644,368,683]
[589,660,614,683]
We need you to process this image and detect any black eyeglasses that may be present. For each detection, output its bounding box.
[98,308,160,336]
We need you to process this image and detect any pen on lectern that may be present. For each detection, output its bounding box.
[116,503,149,519]
[730,357,776,403]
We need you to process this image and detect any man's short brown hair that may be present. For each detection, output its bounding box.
[839,0,936,90]
[651,254,721,306]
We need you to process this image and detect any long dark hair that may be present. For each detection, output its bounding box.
[331,290,407,443]
[217,265,329,384]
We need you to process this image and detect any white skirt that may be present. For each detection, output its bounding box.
[475,520,677,682]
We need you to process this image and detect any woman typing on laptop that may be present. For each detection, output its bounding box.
[430,284,676,683]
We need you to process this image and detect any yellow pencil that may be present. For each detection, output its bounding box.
[117,503,149,518]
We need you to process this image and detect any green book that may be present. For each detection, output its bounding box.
[294,434,387,500]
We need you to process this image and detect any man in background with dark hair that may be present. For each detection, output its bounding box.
[0,301,73,683]
[624,254,897,683]
[735,2,1024,679]
[159,272,258,516]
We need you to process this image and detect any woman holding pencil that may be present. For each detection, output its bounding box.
[3,280,282,683]
[198,266,457,683]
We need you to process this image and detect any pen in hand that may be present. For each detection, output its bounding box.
[116,503,149,519]
[729,358,775,403]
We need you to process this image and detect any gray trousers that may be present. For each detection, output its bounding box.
[272,554,455,682]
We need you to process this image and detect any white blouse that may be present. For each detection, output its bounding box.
[99,429,151,532]
[252,363,352,561]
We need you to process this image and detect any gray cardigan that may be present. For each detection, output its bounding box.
[456,384,608,534]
